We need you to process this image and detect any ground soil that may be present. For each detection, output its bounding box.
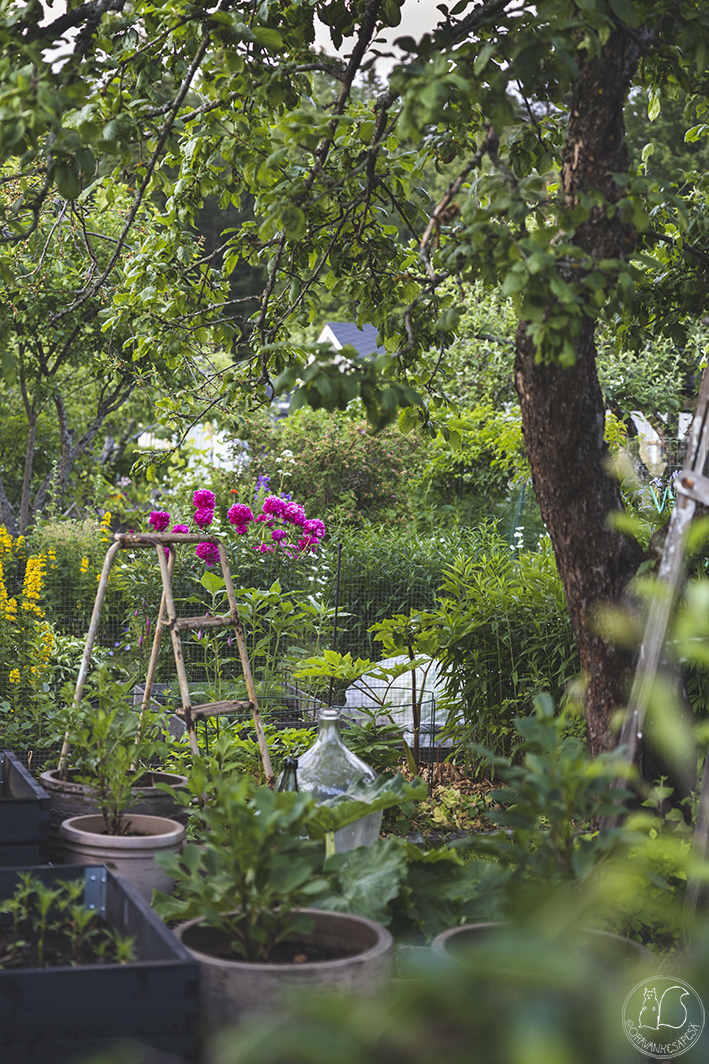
[0,921,113,969]
[188,925,359,964]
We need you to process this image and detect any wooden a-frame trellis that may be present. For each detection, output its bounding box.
[57,532,274,788]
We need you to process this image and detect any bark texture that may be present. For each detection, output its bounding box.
[514,31,648,755]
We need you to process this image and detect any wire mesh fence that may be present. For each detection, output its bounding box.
[2,437,682,774]
[0,529,455,773]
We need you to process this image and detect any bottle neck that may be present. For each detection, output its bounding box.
[317,708,342,744]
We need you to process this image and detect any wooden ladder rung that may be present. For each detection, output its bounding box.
[175,699,255,721]
[170,614,235,632]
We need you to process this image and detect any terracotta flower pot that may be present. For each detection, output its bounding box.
[175,908,393,1027]
[40,768,188,861]
[59,814,185,902]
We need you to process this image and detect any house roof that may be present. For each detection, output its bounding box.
[317,322,384,359]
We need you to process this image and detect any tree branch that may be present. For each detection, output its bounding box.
[646,228,709,270]
[52,22,217,322]
[420,128,497,282]
[302,0,384,196]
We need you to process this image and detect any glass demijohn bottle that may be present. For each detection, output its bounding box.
[277,757,299,792]
[296,706,382,852]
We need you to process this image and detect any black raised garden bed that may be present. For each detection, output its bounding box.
[0,864,199,1064]
[0,750,50,866]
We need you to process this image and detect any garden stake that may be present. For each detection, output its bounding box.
[327,542,343,709]
[58,540,122,775]
[138,546,176,727]
[218,542,274,788]
[599,366,709,916]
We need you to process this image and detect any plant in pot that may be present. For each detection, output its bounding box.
[153,771,425,1027]
[53,668,186,901]
[431,694,657,964]
[41,666,189,860]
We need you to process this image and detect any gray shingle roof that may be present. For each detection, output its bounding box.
[323,322,384,358]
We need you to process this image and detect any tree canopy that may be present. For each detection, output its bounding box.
[3,0,709,753]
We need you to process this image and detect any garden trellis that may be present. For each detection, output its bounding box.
[605,365,709,914]
[58,532,274,786]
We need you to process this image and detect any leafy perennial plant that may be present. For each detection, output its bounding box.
[0,526,54,707]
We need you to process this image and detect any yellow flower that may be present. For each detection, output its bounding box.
[100,510,113,543]
[5,597,17,619]
[8,669,20,684]
[0,559,8,608]
[37,624,54,666]
[0,526,12,561]
[21,555,46,618]
[80,556,89,574]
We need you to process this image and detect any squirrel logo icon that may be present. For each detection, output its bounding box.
[638,985,689,1031]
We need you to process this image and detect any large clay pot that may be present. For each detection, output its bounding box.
[175,908,393,1027]
[432,922,654,969]
[59,814,185,902]
[40,768,188,861]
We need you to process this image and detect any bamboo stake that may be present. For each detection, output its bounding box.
[138,546,175,729]
[58,541,122,774]
[154,541,200,758]
[218,543,274,787]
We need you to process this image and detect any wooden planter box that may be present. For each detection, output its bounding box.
[0,750,50,866]
[0,864,199,1063]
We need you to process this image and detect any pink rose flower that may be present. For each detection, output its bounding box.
[148,510,171,531]
[193,489,216,509]
[303,518,325,539]
[194,507,214,528]
[228,503,253,527]
[283,502,306,526]
[262,495,287,517]
[195,542,220,566]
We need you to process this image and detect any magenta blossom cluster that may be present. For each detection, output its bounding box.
[227,503,253,534]
[193,489,215,509]
[195,542,220,566]
[231,487,326,556]
[148,510,171,532]
[191,489,217,562]
[144,481,325,567]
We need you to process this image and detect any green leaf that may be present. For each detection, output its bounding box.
[608,0,640,25]
[252,26,284,49]
[201,572,226,594]
[308,774,426,838]
[280,206,306,241]
[381,0,402,26]
[641,142,654,163]
[321,838,407,925]
[54,160,81,200]
[685,124,709,143]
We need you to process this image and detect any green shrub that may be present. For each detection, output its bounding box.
[435,532,579,759]
[332,524,455,660]
[231,407,426,524]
